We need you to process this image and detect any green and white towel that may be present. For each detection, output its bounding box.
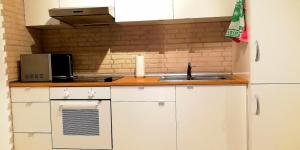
[225,0,245,39]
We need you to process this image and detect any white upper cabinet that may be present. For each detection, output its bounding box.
[249,0,300,83]
[115,0,173,22]
[174,0,235,19]
[24,0,237,26]
[24,0,60,26]
[59,0,114,8]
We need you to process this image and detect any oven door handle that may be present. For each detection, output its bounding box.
[59,101,100,110]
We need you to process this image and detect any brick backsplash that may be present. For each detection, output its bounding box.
[3,0,42,81]
[42,22,232,75]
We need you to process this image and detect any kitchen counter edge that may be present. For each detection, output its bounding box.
[9,75,248,87]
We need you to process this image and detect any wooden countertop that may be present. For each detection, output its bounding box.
[9,75,248,87]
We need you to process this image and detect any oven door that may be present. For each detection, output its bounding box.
[51,100,112,149]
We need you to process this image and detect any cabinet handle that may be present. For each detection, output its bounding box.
[25,102,33,107]
[59,101,99,110]
[187,85,194,89]
[158,101,165,106]
[138,86,145,90]
[255,40,260,62]
[254,95,260,115]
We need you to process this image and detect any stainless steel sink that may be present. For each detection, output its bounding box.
[160,74,231,81]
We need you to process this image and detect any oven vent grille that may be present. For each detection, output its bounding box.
[62,109,99,136]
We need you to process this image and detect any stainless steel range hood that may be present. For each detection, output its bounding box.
[49,7,115,26]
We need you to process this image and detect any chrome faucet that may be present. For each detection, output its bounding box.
[187,62,192,80]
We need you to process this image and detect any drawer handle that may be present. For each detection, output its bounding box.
[158,101,165,106]
[138,86,145,90]
[25,102,33,107]
[158,99,165,106]
[187,85,194,89]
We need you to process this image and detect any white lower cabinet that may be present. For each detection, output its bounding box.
[176,85,247,150]
[12,103,51,132]
[11,87,50,102]
[111,86,175,102]
[14,133,52,150]
[11,85,247,150]
[112,101,176,150]
[11,87,52,150]
[249,84,300,150]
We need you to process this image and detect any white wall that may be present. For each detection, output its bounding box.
[0,3,13,150]
[232,42,250,79]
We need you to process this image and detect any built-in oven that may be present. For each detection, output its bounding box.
[50,87,112,149]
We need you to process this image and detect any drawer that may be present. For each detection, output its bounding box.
[111,86,175,102]
[11,87,49,102]
[14,133,52,150]
[50,87,111,99]
[12,103,51,132]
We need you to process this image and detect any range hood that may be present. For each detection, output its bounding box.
[49,7,115,26]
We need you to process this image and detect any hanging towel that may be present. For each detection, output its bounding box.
[240,26,248,42]
[225,0,247,42]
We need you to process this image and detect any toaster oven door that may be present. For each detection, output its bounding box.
[51,100,112,149]
[20,54,52,81]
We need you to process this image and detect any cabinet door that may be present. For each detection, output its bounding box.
[249,84,300,150]
[60,0,114,8]
[115,0,173,22]
[176,85,247,150]
[24,0,60,26]
[174,0,235,19]
[12,103,51,132]
[112,102,176,150]
[111,86,175,102]
[11,87,49,102]
[14,133,52,150]
[249,0,300,83]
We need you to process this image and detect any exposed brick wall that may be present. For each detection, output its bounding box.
[42,22,232,75]
[3,0,42,81]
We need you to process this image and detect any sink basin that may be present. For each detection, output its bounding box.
[160,74,231,81]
